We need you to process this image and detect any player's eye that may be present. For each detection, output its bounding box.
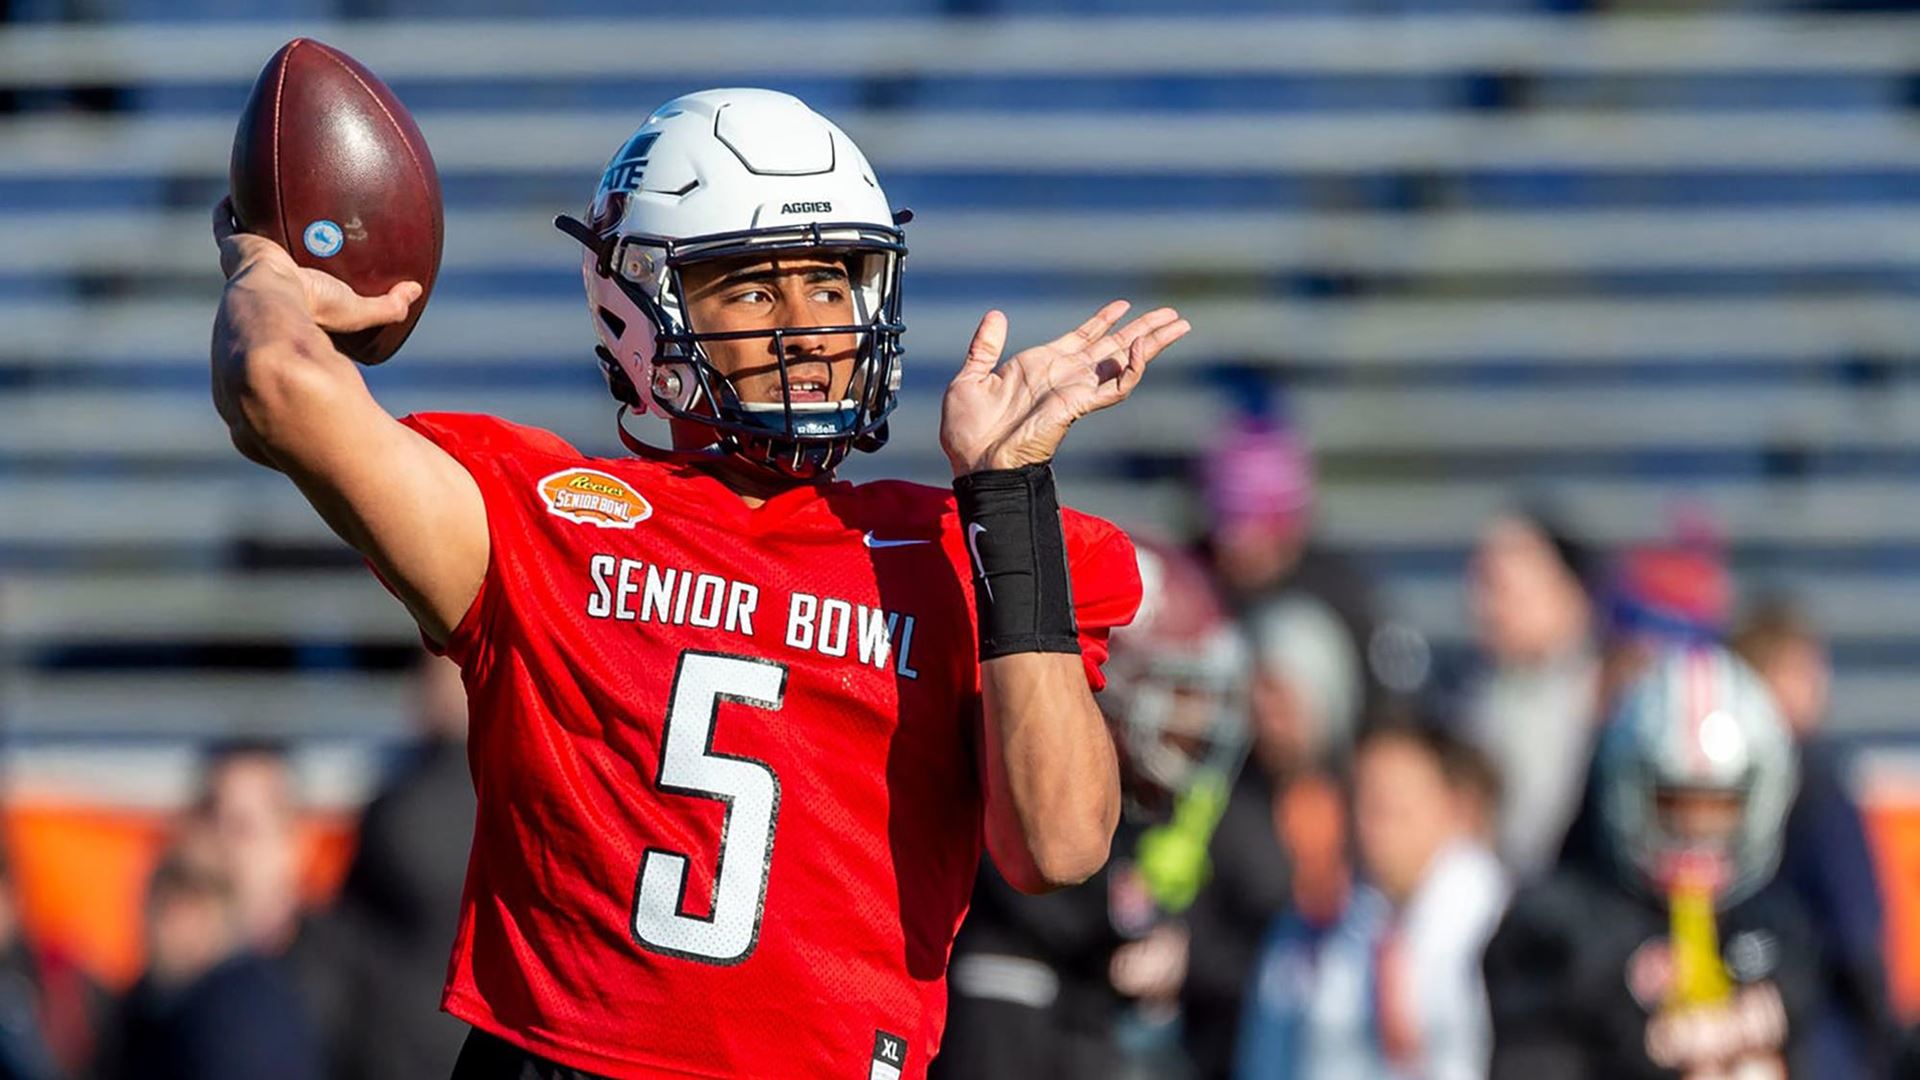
[810,286,846,304]
[732,287,773,305]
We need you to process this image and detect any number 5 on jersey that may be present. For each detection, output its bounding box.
[631,651,786,965]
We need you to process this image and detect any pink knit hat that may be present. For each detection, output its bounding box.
[1202,416,1316,529]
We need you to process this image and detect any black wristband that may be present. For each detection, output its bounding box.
[953,462,1081,660]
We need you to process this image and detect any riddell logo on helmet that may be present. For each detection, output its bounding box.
[537,468,653,529]
[781,201,832,215]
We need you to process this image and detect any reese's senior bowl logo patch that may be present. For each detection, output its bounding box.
[537,468,653,529]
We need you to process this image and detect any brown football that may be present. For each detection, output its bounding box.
[229,38,442,365]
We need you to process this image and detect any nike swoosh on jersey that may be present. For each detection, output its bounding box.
[862,532,932,549]
[966,522,992,601]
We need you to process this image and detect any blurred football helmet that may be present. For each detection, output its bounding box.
[1596,645,1799,907]
[556,89,908,477]
[1101,537,1253,819]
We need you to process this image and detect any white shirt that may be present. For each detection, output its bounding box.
[1299,841,1510,1080]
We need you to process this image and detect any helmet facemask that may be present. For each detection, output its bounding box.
[566,212,907,479]
[1642,783,1750,895]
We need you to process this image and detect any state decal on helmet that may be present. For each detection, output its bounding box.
[556,88,909,477]
[1596,644,1799,907]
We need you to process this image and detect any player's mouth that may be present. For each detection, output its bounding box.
[781,366,835,403]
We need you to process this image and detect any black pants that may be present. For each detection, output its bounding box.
[450,1029,614,1080]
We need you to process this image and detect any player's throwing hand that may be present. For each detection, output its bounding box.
[940,300,1191,477]
[213,197,421,335]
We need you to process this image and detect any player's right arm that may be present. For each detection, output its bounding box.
[210,201,486,645]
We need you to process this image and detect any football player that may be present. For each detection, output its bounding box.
[1483,645,1819,1080]
[210,89,1189,1079]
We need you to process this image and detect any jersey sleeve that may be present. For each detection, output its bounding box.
[392,412,580,677]
[1062,510,1142,691]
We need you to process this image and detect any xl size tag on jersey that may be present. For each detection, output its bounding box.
[869,1031,907,1080]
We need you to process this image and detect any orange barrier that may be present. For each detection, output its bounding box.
[1863,798,1920,1022]
[4,805,356,989]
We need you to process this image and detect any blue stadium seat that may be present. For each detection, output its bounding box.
[8,7,1920,742]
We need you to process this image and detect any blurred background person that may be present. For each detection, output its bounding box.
[1234,722,1505,1080]
[1485,646,1817,1080]
[0,849,107,1080]
[98,742,324,1079]
[1734,598,1892,1077]
[1596,523,1734,712]
[1368,728,1508,1080]
[1195,413,1380,721]
[101,842,319,1080]
[292,653,476,1080]
[1236,718,1505,1076]
[188,742,304,960]
[1555,527,1736,875]
[1460,507,1599,880]
[1223,766,1354,1073]
[936,538,1249,1080]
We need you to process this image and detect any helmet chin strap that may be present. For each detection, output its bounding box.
[614,403,728,460]
[614,404,659,457]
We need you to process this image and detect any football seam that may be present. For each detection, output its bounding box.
[272,41,293,257]
[317,44,441,300]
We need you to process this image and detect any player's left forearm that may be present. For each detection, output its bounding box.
[978,651,1121,894]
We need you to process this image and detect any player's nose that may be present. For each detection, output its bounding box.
[780,332,830,360]
[774,313,834,356]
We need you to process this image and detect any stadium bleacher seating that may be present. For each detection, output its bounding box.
[6,5,1920,796]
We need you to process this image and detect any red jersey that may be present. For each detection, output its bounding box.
[397,413,1141,1079]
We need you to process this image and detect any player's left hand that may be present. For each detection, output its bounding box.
[940,301,1191,476]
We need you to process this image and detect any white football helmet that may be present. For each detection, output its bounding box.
[556,88,909,477]
[1597,644,1799,907]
